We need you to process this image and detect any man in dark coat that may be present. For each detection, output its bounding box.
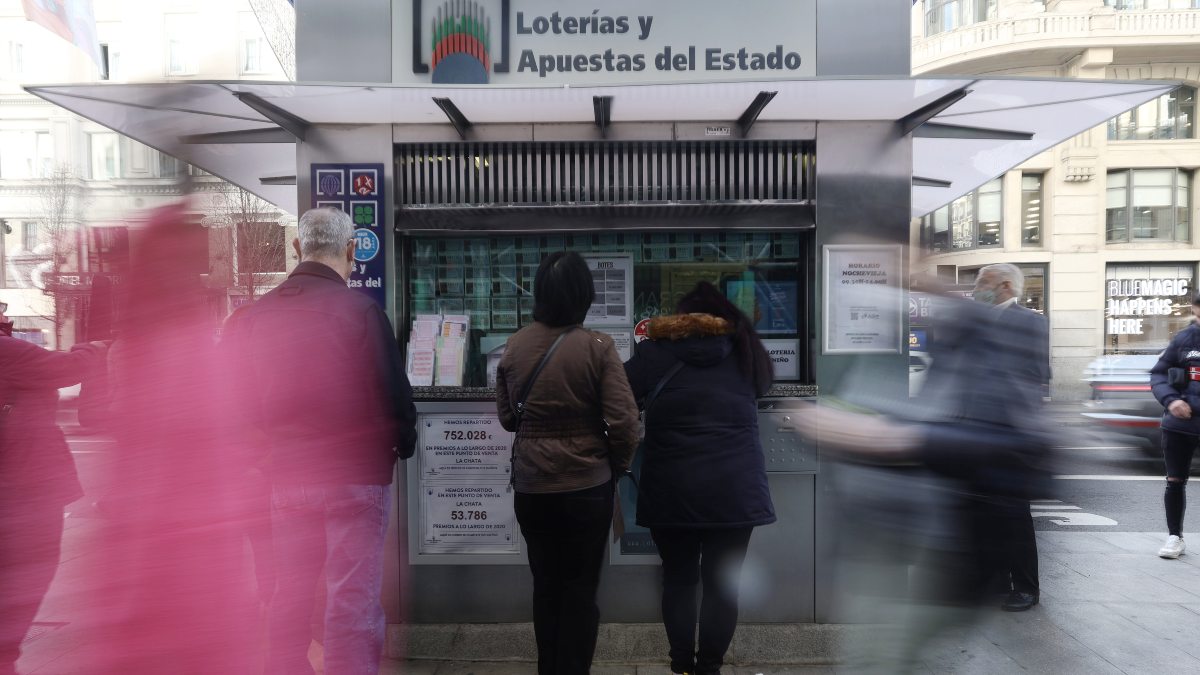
[221,207,417,675]
[0,304,107,674]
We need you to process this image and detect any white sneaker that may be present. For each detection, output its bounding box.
[1159,535,1186,559]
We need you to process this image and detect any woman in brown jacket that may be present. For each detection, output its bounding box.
[496,251,640,675]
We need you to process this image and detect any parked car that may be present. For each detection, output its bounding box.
[1081,353,1163,455]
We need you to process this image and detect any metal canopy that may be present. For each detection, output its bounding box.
[25,77,1176,217]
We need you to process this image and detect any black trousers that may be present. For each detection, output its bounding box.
[999,498,1039,595]
[651,527,754,675]
[515,481,614,675]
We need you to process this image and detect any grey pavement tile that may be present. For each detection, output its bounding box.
[590,666,639,675]
[975,610,1124,674]
[1038,561,1128,604]
[1103,602,1200,662]
[1040,601,1200,673]
[916,626,1025,674]
[632,667,673,675]
[729,662,835,667]
[1090,531,1165,553]
[1036,532,1125,554]
[432,661,537,674]
[379,660,439,675]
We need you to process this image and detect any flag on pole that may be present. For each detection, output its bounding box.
[22,0,102,68]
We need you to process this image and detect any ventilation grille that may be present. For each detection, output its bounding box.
[395,141,815,206]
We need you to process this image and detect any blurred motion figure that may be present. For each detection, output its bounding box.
[0,303,107,675]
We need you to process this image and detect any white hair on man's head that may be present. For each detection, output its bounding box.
[297,207,353,259]
[981,262,1024,297]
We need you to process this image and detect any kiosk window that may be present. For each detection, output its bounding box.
[401,231,810,387]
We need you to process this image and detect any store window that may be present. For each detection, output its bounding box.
[89,133,119,180]
[957,264,1047,313]
[1106,169,1190,243]
[1107,86,1195,141]
[921,177,1003,253]
[402,232,810,388]
[924,0,997,36]
[1105,263,1196,354]
[1022,173,1043,247]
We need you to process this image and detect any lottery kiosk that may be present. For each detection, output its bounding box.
[24,0,1179,661]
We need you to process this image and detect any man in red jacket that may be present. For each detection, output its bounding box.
[0,303,107,675]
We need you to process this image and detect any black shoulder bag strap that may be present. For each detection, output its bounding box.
[510,326,577,487]
[622,360,686,489]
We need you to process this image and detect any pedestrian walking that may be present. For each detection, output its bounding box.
[495,251,640,675]
[1149,292,1200,560]
[222,207,418,675]
[623,281,776,675]
[0,302,107,675]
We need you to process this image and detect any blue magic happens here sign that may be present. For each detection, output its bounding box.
[310,163,387,307]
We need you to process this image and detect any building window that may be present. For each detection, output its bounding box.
[1104,0,1146,8]
[157,151,184,178]
[22,221,38,252]
[35,131,53,177]
[99,44,109,80]
[0,130,51,179]
[165,15,198,76]
[1108,86,1195,141]
[1105,263,1196,354]
[921,177,1003,253]
[89,133,119,180]
[1106,169,1190,243]
[8,42,22,76]
[108,49,121,80]
[1022,174,1043,247]
[239,13,270,74]
[924,0,997,37]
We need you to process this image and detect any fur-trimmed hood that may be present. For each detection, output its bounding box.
[645,313,734,367]
[647,313,733,341]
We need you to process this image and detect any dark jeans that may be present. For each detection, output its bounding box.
[1163,430,1198,536]
[650,527,754,675]
[515,481,614,675]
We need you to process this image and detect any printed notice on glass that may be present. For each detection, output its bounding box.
[419,415,514,480]
[420,483,519,554]
[583,255,633,327]
[823,245,903,354]
[594,330,633,362]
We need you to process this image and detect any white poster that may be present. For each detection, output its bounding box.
[762,339,800,380]
[594,329,633,362]
[823,245,903,354]
[583,254,634,328]
[419,415,514,480]
[420,482,519,554]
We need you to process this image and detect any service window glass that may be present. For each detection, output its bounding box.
[401,231,810,388]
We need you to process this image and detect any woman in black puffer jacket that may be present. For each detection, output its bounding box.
[624,281,776,675]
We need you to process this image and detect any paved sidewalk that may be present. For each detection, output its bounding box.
[388,531,1200,674]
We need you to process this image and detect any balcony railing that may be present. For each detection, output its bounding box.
[914,9,1200,71]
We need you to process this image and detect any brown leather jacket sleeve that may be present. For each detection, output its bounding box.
[596,336,639,471]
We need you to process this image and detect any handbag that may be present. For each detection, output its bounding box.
[509,326,577,488]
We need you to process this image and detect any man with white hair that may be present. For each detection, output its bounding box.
[971,263,1051,612]
[222,207,417,674]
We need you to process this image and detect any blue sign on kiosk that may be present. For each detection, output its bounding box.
[310,163,387,307]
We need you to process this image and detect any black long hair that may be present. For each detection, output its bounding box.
[676,281,774,396]
[532,251,595,327]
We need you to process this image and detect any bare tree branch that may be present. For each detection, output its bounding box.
[35,163,88,346]
[248,0,295,80]
[203,185,287,303]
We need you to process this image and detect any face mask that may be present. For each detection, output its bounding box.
[973,288,996,305]
[0,321,12,337]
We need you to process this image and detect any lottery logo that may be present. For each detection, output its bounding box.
[354,228,380,262]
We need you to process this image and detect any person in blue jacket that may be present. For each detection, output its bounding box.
[624,281,776,675]
[1150,292,1200,559]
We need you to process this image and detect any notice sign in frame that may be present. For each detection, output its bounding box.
[411,411,524,561]
[583,254,634,328]
[822,244,903,355]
